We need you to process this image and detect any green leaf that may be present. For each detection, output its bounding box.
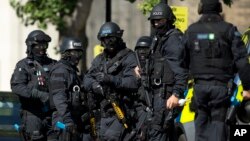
[137,0,160,15]
[9,0,78,30]
[223,0,233,7]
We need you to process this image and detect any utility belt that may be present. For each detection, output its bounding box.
[194,79,228,86]
[151,86,164,93]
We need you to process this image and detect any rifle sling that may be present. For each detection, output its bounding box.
[105,48,131,71]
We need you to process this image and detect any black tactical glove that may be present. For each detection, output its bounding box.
[31,88,49,103]
[95,72,113,83]
[92,81,104,96]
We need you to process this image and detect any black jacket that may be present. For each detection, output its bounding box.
[10,57,56,113]
[184,14,249,89]
[153,28,188,97]
[83,48,139,111]
[49,60,83,123]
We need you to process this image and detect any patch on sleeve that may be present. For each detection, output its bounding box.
[50,80,65,91]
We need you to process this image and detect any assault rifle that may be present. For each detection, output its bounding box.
[103,60,129,129]
[81,92,99,139]
[89,56,130,129]
[135,51,153,121]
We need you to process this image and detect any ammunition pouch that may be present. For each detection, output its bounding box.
[150,50,174,87]
[71,91,81,109]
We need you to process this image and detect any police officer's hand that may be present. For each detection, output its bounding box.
[134,66,141,78]
[166,95,179,109]
[95,72,112,83]
[92,81,104,96]
[31,88,49,103]
[243,90,250,100]
[65,122,76,133]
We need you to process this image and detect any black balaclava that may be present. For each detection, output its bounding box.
[136,47,150,74]
[101,36,126,58]
[151,20,175,37]
[31,42,49,63]
[149,3,176,37]
[62,50,83,67]
[26,30,51,64]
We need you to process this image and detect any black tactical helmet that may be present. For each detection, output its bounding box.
[97,22,124,40]
[59,37,83,53]
[25,30,51,46]
[198,0,222,14]
[237,100,250,124]
[135,36,152,50]
[148,3,176,23]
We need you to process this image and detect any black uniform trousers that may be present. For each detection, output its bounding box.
[194,82,229,141]
[147,89,168,141]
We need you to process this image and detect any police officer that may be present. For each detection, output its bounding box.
[83,22,139,140]
[49,37,91,141]
[147,2,188,141]
[133,36,152,140]
[183,0,250,141]
[11,30,56,141]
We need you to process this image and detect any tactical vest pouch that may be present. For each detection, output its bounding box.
[152,57,165,85]
[72,92,80,108]
[71,85,81,109]
[151,55,174,86]
[162,61,174,85]
[204,40,221,58]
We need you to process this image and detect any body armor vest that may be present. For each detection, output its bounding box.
[187,18,234,78]
[149,35,174,87]
[49,61,83,111]
[90,49,133,116]
[25,58,55,112]
[27,59,52,92]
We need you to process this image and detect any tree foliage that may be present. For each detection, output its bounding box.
[10,0,92,72]
[10,0,78,30]
[10,0,234,30]
[223,0,233,7]
[137,0,160,15]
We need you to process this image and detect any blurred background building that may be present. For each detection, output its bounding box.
[1,0,250,91]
